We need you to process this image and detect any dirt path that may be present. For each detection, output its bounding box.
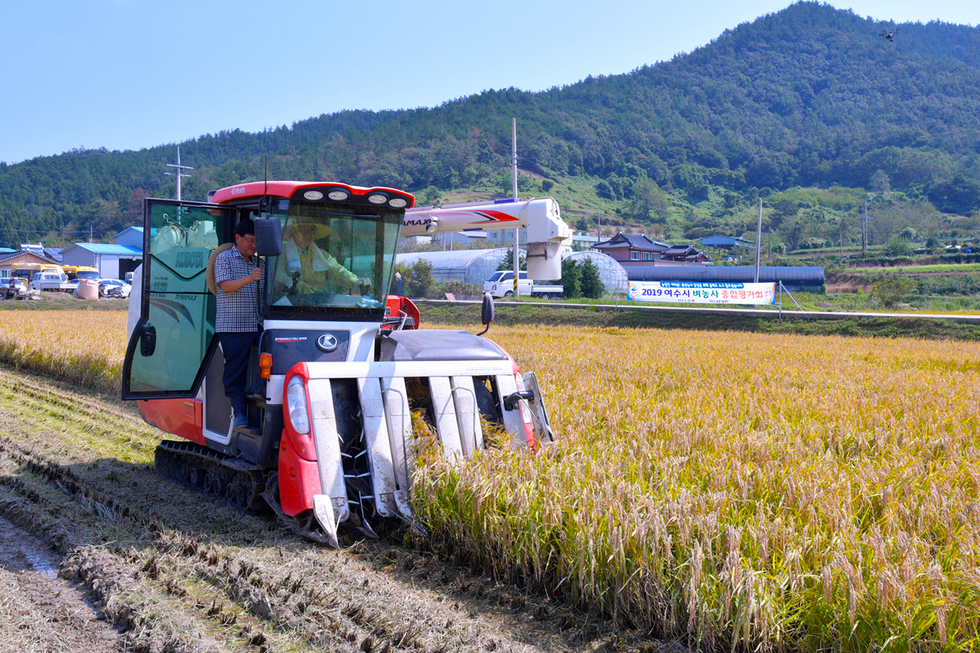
[0,366,673,653]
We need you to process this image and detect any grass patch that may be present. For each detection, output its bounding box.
[844,263,980,274]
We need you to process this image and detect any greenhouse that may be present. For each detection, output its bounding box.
[563,251,629,294]
[622,265,825,292]
[396,248,509,285]
[396,247,631,296]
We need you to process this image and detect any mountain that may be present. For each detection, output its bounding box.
[2,1,980,251]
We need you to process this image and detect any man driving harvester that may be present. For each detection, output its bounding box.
[275,217,370,296]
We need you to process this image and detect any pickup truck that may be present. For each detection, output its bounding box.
[29,271,77,292]
[483,271,563,299]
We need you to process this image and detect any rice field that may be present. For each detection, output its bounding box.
[1,309,978,651]
[420,329,980,651]
[0,309,127,393]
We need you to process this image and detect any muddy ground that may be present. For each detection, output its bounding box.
[0,365,679,653]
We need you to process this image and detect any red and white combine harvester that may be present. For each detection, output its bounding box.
[122,181,570,546]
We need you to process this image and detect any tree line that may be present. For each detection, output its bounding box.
[2,1,979,252]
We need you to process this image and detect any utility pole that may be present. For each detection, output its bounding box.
[512,118,520,298]
[166,145,193,201]
[754,198,763,283]
[863,195,868,254]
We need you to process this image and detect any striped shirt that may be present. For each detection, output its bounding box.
[214,246,265,333]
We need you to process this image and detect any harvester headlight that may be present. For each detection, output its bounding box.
[368,193,388,205]
[327,190,349,201]
[286,376,311,435]
[389,197,408,208]
[303,190,324,201]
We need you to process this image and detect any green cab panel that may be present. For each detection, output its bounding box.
[124,199,232,398]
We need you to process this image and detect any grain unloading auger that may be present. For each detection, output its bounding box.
[122,180,569,546]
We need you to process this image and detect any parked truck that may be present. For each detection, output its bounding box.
[9,263,64,284]
[63,265,101,282]
[483,270,563,299]
[123,181,570,546]
[29,268,77,292]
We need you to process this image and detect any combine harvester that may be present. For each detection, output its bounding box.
[122,180,570,546]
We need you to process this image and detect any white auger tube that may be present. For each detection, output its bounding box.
[401,198,571,281]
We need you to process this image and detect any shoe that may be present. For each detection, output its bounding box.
[233,414,249,428]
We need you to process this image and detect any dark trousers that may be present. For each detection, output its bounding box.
[218,330,261,415]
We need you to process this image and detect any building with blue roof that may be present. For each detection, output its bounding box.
[701,235,756,249]
[60,242,143,280]
[113,226,152,249]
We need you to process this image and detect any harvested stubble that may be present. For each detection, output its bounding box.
[3,310,978,650]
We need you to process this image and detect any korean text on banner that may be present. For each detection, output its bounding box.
[627,281,777,305]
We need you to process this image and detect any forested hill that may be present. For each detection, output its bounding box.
[3,1,980,250]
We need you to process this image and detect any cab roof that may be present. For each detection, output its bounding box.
[209,181,415,209]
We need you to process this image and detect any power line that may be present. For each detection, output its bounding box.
[0,227,133,236]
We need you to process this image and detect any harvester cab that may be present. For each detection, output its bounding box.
[122,180,570,546]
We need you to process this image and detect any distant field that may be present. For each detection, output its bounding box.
[843,263,980,274]
[1,309,977,650]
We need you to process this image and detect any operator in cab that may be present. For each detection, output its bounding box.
[214,220,264,429]
[274,216,371,296]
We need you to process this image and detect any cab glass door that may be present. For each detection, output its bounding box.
[122,199,233,399]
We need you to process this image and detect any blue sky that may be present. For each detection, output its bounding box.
[1,0,976,164]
